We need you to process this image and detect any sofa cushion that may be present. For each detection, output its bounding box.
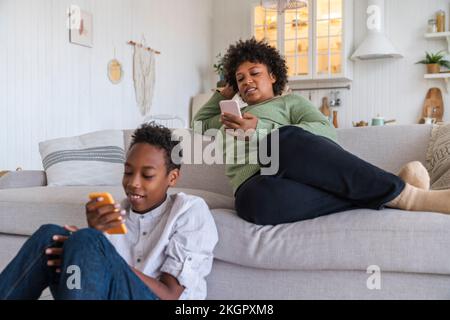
[212,208,450,275]
[337,124,432,174]
[39,130,125,186]
[124,129,234,197]
[0,187,234,236]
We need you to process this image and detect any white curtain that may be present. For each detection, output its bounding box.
[133,46,156,117]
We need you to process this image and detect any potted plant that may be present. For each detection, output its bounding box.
[213,53,227,88]
[416,51,450,74]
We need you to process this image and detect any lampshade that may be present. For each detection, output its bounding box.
[261,0,307,13]
[351,0,402,60]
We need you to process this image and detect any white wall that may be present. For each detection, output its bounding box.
[211,0,450,129]
[0,0,214,170]
[3,0,450,170]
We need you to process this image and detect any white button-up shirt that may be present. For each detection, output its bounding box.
[104,192,218,300]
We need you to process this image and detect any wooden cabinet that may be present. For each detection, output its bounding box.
[253,0,353,82]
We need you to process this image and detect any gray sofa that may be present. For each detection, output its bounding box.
[2,124,450,300]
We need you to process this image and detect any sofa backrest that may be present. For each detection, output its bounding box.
[123,129,233,196]
[337,124,431,174]
[123,124,432,197]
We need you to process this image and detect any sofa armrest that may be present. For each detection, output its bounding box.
[0,171,47,189]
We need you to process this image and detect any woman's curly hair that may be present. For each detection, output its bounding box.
[223,38,288,96]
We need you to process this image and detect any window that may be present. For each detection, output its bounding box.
[253,0,347,80]
[316,0,343,76]
[254,4,310,77]
[254,6,278,49]
[284,6,310,77]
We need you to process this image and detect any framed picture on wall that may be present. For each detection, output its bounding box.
[69,9,93,48]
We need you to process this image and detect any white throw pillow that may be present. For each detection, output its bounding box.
[39,130,125,186]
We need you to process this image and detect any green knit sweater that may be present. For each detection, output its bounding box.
[192,92,338,194]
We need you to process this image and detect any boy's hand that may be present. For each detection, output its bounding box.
[45,225,79,273]
[85,197,126,232]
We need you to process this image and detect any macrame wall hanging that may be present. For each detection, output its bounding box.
[128,38,161,117]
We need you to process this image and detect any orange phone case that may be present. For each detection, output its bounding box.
[88,192,128,235]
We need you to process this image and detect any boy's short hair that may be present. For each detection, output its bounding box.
[129,122,182,173]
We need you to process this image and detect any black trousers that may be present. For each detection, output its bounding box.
[235,126,405,225]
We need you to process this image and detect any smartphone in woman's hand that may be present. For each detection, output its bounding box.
[220,100,242,118]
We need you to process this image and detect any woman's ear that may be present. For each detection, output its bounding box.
[270,73,277,84]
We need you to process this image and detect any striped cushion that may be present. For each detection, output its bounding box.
[39,130,125,186]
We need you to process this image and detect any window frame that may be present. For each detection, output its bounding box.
[251,0,346,82]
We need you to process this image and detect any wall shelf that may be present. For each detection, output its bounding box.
[423,33,450,92]
[424,73,450,92]
[424,32,450,52]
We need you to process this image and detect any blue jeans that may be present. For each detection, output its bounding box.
[0,224,159,300]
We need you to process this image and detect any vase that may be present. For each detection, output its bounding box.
[427,64,441,74]
[216,74,226,88]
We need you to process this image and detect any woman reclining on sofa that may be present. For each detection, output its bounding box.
[193,38,450,226]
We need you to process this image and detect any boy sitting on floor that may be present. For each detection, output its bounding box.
[0,123,218,300]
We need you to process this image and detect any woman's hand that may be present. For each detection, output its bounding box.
[218,84,236,100]
[85,198,126,232]
[45,225,79,273]
[221,112,258,131]
[220,112,258,140]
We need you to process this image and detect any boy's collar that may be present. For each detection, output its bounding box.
[125,194,170,221]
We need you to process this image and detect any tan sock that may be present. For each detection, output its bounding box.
[387,183,450,214]
[397,161,430,190]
